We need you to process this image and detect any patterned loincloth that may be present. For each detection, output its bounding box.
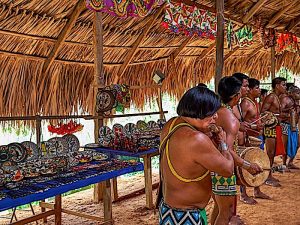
[264,127,277,138]
[280,122,290,136]
[211,172,237,196]
[159,200,207,225]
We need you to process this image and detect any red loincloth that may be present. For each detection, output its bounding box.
[275,125,286,156]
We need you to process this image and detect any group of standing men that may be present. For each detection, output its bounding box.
[157,73,300,225]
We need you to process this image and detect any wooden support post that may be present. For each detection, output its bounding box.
[215,0,224,92]
[36,116,48,223]
[271,46,276,79]
[111,178,119,202]
[157,86,165,120]
[143,155,153,209]
[93,11,106,203]
[103,180,112,224]
[54,195,62,225]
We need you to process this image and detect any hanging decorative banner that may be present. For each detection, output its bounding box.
[260,28,276,49]
[276,32,299,54]
[256,18,276,49]
[161,0,217,39]
[226,20,237,50]
[86,0,164,18]
[235,26,254,47]
[110,84,131,113]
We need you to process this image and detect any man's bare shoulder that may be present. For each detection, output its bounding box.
[188,131,215,151]
[241,98,251,108]
[217,108,239,133]
[265,93,275,103]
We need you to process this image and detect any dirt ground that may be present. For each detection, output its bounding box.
[1,154,300,225]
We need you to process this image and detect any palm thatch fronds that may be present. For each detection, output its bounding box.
[0,0,299,128]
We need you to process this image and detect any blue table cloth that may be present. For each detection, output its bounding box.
[0,161,143,212]
[84,147,158,157]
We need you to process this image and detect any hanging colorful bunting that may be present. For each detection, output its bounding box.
[161,0,217,39]
[276,32,299,54]
[86,0,164,18]
[226,20,237,50]
[235,26,254,47]
[110,84,131,113]
[260,28,276,49]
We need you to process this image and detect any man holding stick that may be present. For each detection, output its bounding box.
[239,78,271,204]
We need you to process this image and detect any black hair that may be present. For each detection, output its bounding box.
[218,76,242,104]
[232,72,249,83]
[248,78,260,89]
[286,83,294,91]
[177,86,221,119]
[197,83,207,88]
[271,77,286,89]
[260,89,268,96]
[288,84,299,93]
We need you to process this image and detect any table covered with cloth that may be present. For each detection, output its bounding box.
[0,159,143,212]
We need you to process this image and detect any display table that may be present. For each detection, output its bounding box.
[85,147,159,209]
[0,160,143,225]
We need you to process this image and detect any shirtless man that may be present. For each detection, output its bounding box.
[158,86,234,225]
[239,78,271,204]
[211,76,262,225]
[232,73,250,146]
[261,77,287,187]
[280,84,300,170]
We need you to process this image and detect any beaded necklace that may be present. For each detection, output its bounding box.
[221,102,233,112]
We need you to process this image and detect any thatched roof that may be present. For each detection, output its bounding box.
[0,0,299,118]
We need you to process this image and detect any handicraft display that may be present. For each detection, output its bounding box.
[86,0,164,18]
[96,84,131,114]
[0,134,81,188]
[98,119,165,152]
[162,0,217,39]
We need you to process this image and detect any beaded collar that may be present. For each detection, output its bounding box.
[221,103,233,112]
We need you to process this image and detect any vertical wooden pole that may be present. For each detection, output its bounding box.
[103,180,112,224]
[215,0,225,92]
[36,116,47,223]
[93,11,105,203]
[157,86,165,120]
[143,155,153,209]
[111,178,118,202]
[54,195,62,225]
[271,46,276,79]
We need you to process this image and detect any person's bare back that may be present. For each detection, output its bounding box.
[161,117,233,209]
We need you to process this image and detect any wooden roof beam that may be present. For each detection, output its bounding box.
[113,5,165,83]
[42,0,85,74]
[198,42,216,60]
[224,46,239,62]
[171,36,193,59]
[242,0,267,23]
[266,4,294,28]
[286,15,300,32]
